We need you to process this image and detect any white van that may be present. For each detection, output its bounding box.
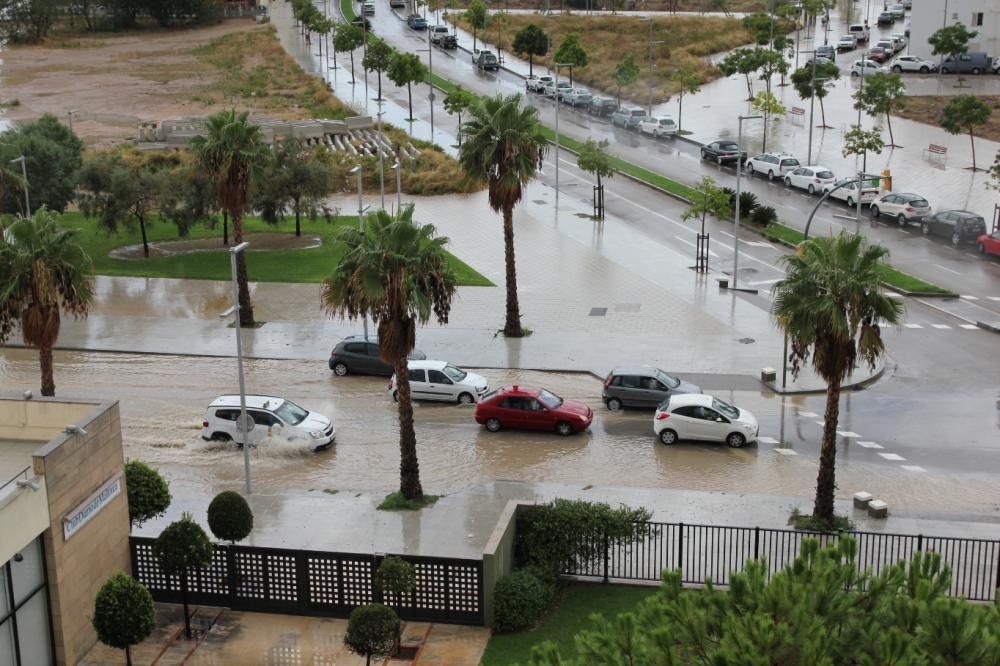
[388,361,489,404]
[848,23,869,43]
[201,395,335,452]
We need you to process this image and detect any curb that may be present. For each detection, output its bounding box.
[977,320,1000,334]
[761,359,887,396]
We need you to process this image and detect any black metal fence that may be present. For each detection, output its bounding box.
[565,522,1000,602]
[130,537,484,625]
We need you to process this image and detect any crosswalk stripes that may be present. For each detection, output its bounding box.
[774,448,799,456]
[904,323,923,328]
[931,324,951,329]
[961,295,979,300]
[878,453,906,461]
[757,436,779,444]
[857,441,883,449]
[960,324,979,329]
[901,465,927,473]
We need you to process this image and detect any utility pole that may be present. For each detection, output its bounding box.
[638,17,664,117]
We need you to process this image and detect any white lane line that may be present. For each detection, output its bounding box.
[717,230,735,239]
[901,465,927,473]
[743,240,774,248]
[673,235,720,256]
[931,324,951,329]
[878,453,906,461]
[904,323,924,329]
[797,411,819,418]
[931,263,961,276]
[961,295,979,300]
[960,324,979,329]
[814,420,825,426]
[857,441,883,449]
[837,431,861,438]
[989,297,1000,302]
[775,448,799,456]
[758,436,779,444]
[748,278,782,286]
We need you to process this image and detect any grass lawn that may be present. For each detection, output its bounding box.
[481,583,658,666]
[58,212,492,286]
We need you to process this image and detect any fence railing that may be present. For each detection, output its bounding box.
[564,522,1000,602]
[130,537,484,625]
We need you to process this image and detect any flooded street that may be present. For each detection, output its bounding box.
[2,348,997,519]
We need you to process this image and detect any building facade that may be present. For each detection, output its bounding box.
[909,0,1000,61]
[0,397,130,666]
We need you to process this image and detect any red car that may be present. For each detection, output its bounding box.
[474,386,593,436]
[867,47,888,63]
[977,232,1000,258]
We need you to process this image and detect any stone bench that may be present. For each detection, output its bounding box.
[853,491,872,509]
[867,499,888,519]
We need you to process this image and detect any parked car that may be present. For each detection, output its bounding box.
[473,49,499,71]
[388,360,489,404]
[201,395,335,451]
[784,166,836,193]
[848,23,870,43]
[864,48,889,64]
[822,177,880,207]
[701,140,746,165]
[805,55,834,67]
[892,55,937,73]
[526,75,553,92]
[888,3,905,19]
[588,96,618,117]
[853,58,887,75]
[560,88,593,107]
[815,44,836,61]
[874,39,895,54]
[329,336,427,376]
[430,25,456,48]
[540,79,572,97]
[474,386,593,436]
[901,0,911,7]
[602,366,701,411]
[920,210,987,245]
[639,116,678,138]
[610,106,648,129]
[977,232,1000,258]
[891,33,907,51]
[876,11,895,25]
[362,2,375,15]
[350,16,371,30]
[941,52,990,75]
[870,192,932,226]
[389,0,405,6]
[652,394,758,448]
[407,14,427,29]
[837,35,857,52]
[746,152,801,180]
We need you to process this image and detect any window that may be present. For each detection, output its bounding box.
[1,539,53,666]
[365,343,380,357]
[409,369,426,383]
[537,390,563,409]
[620,375,640,389]
[274,400,308,425]
[249,410,278,427]
[344,343,365,353]
[443,365,467,382]
[671,405,696,417]
[427,370,451,384]
[527,399,545,412]
[215,409,239,421]
[972,12,983,26]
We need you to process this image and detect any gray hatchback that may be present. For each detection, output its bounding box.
[602,366,701,410]
[329,336,426,377]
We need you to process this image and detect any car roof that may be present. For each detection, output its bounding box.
[665,394,713,409]
[495,385,542,397]
[941,210,981,218]
[896,193,925,200]
[610,366,662,377]
[407,359,448,371]
[209,395,286,410]
[805,165,833,171]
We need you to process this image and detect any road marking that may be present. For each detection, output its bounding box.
[901,465,927,473]
[989,297,1000,302]
[904,323,923,328]
[857,441,883,449]
[960,324,979,329]
[716,230,735,239]
[673,235,719,256]
[961,295,979,300]
[878,453,906,461]
[743,240,774,248]
[775,448,799,456]
[837,431,861,438]
[797,411,819,418]
[758,436,779,444]
[931,263,961,276]
[931,324,951,329]
[748,278,782,286]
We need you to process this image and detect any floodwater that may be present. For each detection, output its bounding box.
[1,348,997,517]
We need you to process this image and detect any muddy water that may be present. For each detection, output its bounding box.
[1,348,996,515]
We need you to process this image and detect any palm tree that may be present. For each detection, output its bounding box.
[0,210,95,396]
[191,110,267,327]
[321,207,457,501]
[0,163,27,233]
[772,232,903,526]
[458,94,547,337]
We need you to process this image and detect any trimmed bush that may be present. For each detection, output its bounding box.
[92,572,155,666]
[124,460,171,530]
[374,556,415,602]
[750,205,778,227]
[207,491,253,544]
[344,603,400,664]
[492,566,557,633]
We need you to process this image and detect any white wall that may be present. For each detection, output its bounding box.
[0,476,50,566]
[908,0,1000,61]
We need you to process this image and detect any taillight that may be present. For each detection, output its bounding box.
[330,351,336,357]
[655,412,670,420]
[814,178,821,183]
[202,420,209,428]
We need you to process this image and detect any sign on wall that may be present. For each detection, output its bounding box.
[63,472,123,541]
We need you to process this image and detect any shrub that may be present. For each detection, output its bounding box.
[721,186,737,209]
[374,556,415,603]
[492,566,557,633]
[344,603,400,663]
[124,460,171,530]
[92,572,155,665]
[207,491,254,544]
[738,191,760,217]
[750,205,778,227]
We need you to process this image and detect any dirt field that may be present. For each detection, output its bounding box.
[894,95,1000,144]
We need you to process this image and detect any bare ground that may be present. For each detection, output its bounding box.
[895,95,1000,144]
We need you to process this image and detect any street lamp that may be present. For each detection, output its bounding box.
[10,156,29,218]
[552,62,574,210]
[733,114,762,290]
[418,37,436,142]
[67,109,78,134]
[392,160,402,212]
[375,98,386,209]
[220,241,252,494]
[799,52,829,166]
[638,17,665,118]
[349,165,372,340]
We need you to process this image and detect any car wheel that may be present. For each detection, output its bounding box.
[919,66,929,73]
[333,362,349,376]
[727,432,747,448]
[892,65,902,73]
[783,176,791,186]
[972,67,981,75]
[701,149,707,160]
[870,205,880,219]
[941,67,950,74]
[658,428,678,445]
[556,421,574,436]
[767,170,775,181]
[851,70,859,77]
[717,156,723,165]
[896,213,907,227]
[457,392,475,405]
[807,184,816,194]
[921,222,930,235]
[978,243,986,254]
[747,163,755,175]
[210,432,232,442]
[485,418,501,432]
[951,233,961,246]
[846,196,855,208]
[606,398,622,411]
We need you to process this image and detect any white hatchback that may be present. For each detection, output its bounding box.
[389,360,489,404]
[871,192,932,226]
[746,153,801,181]
[639,116,678,138]
[784,166,836,194]
[652,394,758,448]
[201,395,335,451]
[822,177,880,207]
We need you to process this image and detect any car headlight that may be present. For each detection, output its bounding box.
[579,414,589,421]
[310,430,325,439]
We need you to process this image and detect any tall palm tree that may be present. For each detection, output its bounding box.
[458,94,547,337]
[0,210,94,396]
[191,110,267,327]
[321,207,457,500]
[772,232,903,526]
[0,163,27,233]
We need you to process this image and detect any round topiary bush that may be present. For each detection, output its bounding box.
[92,572,155,666]
[207,491,254,544]
[344,603,400,665]
[492,566,557,633]
[124,460,171,530]
[373,556,415,602]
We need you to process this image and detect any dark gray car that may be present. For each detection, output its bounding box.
[602,366,701,410]
[329,336,426,376]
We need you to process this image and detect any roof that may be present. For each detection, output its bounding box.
[496,386,542,397]
[610,366,662,377]
[664,394,713,408]
[407,360,448,371]
[209,395,286,410]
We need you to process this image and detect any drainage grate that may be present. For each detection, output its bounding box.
[589,307,608,317]
[532,199,548,205]
[615,303,641,313]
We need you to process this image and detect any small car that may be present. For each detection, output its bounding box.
[977,232,1000,258]
[407,14,428,29]
[639,116,678,138]
[888,3,905,19]
[474,386,593,436]
[876,11,895,25]
[362,2,375,15]
[815,44,836,61]
[852,58,887,75]
[848,23,869,43]
[653,394,758,448]
[865,48,888,64]
[837,35,857,52]
[430,25,450,45]
[892,55,937,73]
[920,210,987,245]
[873,39,895,54]
[560,88,593,107]
[389,0,405,6]
[202,395,335,451]
[700,139,746,165]
[389,360,489,404]
[746,152,801,180]
[941,52,991,75]
[805,55,834,67]
[870,192,932,226]
[526,75,553,93]
[541,80,572,98]
[891,33,907,51]
[588,96,619,117]
[822,178,880,208]
[602,366,701,411]
[784,166,836,194]
[329,336,427,377]
[610,106,648,129]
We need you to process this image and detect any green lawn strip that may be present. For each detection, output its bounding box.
[762,222,804,247]
[341,0,355,21]
[481,583,657,665]
[58,212,492,286]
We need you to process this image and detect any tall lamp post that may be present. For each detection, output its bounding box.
[349,165,372,340]
[551,62,574,210]
[800,52,828,166]
[392,160,402,212]
[733,114,762,290]
[638,17,665,118]
[419,32,436,142]
[67,109,78,134]
[221,241,252,494]
[10,156,29,218]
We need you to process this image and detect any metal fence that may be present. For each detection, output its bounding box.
[565,522,1000,602]
[130,537,484,625]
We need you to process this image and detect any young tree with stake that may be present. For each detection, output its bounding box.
[577,139,614,220]
[554,33,589,85]
[669,65,700,135]
[387,51,428,122]
[465,0,488,52]
[853,72,906,148]
[941,95,992,171]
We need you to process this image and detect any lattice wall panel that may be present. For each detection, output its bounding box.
[307,556,339,606]
[266,554,298,603]
[447,564,481,613]
[340,559,373,607]
[234,550,266,600]
[414,562,448,611]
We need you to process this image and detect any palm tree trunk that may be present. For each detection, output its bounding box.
[39,342,55,397]
[222,211,229,246]
[501,206,523,337]
[394,356,423,500]
[232,211,255,326]
[813,378,842,523]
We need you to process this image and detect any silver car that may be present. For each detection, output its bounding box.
[871,192,932,226]
[602,366,701,411]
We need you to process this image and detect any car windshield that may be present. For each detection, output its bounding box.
[274,399,308,425]
[656,370,681,389]
[817,170,834,178]
[537,389,563,409]
[719,142,739,150]
[712,398,740,420]
[443,365,467,382]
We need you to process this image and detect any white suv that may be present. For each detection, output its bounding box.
[389,360,489,404]
[870,192,932,226]
[784,166,836,193]
[201,395,335,452]
[746,153,801,180]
